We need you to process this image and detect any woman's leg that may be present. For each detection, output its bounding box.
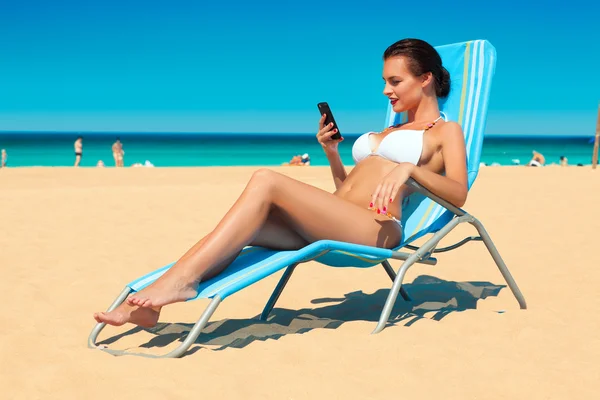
[93,209,308,327]
[127,168,402,309]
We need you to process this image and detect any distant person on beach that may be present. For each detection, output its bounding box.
[1,149,6,168]
[112,138,124,167]
[559,156,568,166]
[527,150,545,167]
[74,137,83,167]
[96,160,105,167]
[301,153,311,166]
[282,153,310,166]
[94,38,471,328]
[282,154,302,166]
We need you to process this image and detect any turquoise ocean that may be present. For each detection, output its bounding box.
[0,132,596,168]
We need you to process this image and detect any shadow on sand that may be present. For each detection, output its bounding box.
[98,275,506,356]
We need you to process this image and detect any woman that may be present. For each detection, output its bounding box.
[94,38,468,328]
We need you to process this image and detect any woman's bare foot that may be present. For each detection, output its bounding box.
[93,302,161,328]
[126,277,198,308]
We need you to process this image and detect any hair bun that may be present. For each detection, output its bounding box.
[437,66,451,98]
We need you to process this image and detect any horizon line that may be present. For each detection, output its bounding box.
[0,130,595,140]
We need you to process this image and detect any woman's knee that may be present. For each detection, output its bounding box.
[251,168,278,180]
[248,168,279,192]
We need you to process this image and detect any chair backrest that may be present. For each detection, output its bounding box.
[385,40,497,245]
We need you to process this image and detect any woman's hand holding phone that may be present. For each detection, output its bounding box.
[317,113,344,154]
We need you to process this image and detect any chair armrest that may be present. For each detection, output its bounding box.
[405,178,466,217]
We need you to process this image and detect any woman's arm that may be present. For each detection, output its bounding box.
[325,150,347,190]
[408,122,469,207]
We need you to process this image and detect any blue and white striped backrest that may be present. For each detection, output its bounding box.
[385,40,497,245]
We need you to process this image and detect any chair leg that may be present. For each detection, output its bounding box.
[89,290,223,358]
[259,263,298,321]
[469,217,527,309]
[373,216,466,334]
[381,260,411,302]
[373,256,419,334]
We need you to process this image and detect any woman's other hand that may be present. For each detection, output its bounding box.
[370,163,414,213]
[316,114,343,154]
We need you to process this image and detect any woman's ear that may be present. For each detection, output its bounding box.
[421,72,433,89]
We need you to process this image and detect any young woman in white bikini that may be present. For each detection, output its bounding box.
[94,38,469,328]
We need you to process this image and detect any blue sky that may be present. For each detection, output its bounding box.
[0,0,598,135]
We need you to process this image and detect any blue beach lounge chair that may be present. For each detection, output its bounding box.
[89,39,527,358]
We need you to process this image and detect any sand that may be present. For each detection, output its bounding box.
[0,165,598,399]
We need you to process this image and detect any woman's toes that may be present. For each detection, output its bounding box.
[128,296,143,306]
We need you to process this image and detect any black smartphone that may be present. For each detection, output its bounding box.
[317,102,342,140]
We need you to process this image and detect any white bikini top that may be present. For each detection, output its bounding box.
[352,116,443,165]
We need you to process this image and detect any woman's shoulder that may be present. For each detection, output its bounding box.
[439,120,462,131]
[438,121,464,141]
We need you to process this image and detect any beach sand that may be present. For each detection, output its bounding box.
[0,166,598,399]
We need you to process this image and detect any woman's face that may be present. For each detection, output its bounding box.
[382,56,427,113]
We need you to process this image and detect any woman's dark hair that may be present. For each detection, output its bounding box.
[383,38,450,98]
